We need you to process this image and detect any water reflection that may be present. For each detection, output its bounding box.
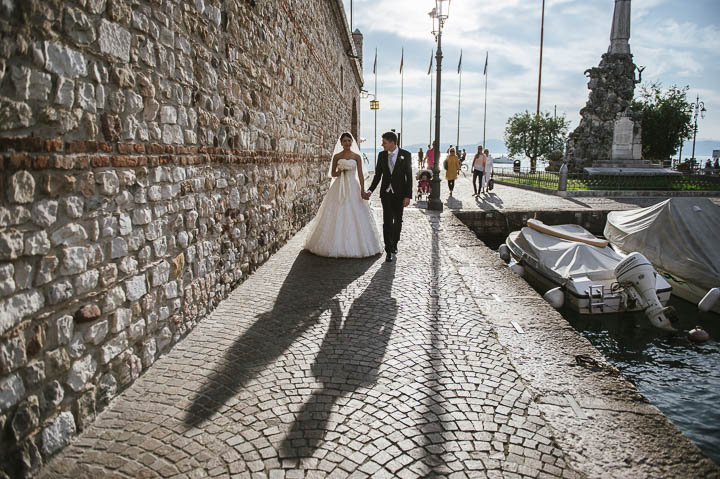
[562,297,720,465]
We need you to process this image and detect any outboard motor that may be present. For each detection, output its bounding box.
[614,252,678,331]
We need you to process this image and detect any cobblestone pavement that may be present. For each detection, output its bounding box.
[40,206,584,479]
[38,201,719,478]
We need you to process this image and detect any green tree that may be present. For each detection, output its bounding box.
[631,83,693,163]
[504,111,569,172]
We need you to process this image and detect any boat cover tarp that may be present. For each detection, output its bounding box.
[514,224,623,282]
[604,198,720,290]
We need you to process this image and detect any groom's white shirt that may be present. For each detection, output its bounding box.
[386,146,399,193]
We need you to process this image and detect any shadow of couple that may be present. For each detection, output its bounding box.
[183,251,398,459]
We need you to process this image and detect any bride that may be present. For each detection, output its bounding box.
[304,132,383,258]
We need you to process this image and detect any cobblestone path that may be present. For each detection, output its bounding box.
[39,208,581,479]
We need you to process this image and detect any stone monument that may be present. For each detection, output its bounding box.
[559,0,674,175]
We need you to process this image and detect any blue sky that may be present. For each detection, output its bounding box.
[341,0,720,153]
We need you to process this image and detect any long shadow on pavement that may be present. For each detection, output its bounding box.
[279,261,398,458]
[184,251,376,427]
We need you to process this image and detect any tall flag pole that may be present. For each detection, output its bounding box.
[456,50,462,151]
[373,48,378,163]
[400,47,404,147]
[482,51,488,147]
[428,49,434,148]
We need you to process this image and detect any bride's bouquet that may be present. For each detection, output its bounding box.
[336,159,353,173]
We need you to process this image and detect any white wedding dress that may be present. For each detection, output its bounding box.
[305,157,383,258]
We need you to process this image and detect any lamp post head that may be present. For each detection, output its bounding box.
[435,0,450,20]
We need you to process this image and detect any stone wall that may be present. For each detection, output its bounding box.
[0,0,362,476]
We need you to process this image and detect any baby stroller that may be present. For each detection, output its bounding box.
[416,169,433,201]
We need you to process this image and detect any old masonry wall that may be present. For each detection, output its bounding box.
[0,0,363,475]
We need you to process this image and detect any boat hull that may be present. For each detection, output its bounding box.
[507,233,671,315]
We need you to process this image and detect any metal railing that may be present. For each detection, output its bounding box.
[494,167,720,192]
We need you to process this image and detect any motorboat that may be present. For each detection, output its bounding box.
[500,219,677,330]
[604,198,720,314]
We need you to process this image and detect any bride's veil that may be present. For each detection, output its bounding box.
[328,132,362,178]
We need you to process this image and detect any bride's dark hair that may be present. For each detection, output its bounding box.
[340,132,353,141]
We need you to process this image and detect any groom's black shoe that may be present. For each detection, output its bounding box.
[386,252,394,262]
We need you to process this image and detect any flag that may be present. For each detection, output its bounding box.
[428,49,434,74]
[399,48,404,74]
[483,51,488,75]
[457,49,462,74]
[373,48,377,74]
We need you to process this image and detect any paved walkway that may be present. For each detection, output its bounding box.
[39,193,719,478]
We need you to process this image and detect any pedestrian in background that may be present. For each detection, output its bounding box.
[471,145,485,196]
[445,147,460,196]
[427,143,435,170]
[418,147,425,169]
[482,148,493,193]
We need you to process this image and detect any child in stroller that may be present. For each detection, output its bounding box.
[416,169,433,201]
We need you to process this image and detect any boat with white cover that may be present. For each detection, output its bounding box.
[500,219,677,330]
[604,198,720,314]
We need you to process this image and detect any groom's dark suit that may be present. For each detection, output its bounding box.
[368,148,413,254]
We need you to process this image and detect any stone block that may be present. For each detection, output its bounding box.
[36,255,58,286]
[24,230,51,256]
[44,41,88,78]
[99,263,118,288]
[74,270,99,295]
[0,230,24,260]
[45,348,71,378]
[125,274,147,301]
[0,334,26,375]
[23,360,46,388]
[49,315,74,347]
[133,207,152,225]
[112,308,131,333]
[100,332,127,363]
[8,170,35,204]
[76,81,96,113]
[96,170,120,195]
[47,280,74,305]
[41,411,76,455]
[125,90,143,114]
[118,213,132,235]
[73,386,96,432]
[0,290,45,335]
[128,318,145,340]
[97,372,117,405]
[10,65,30,100]
[43,380,64,410]
[30,70,52,101]
[68,332,85,359]
[0,263,15,297]
[118,256,138,275]
[54,77,75,108]
[51,223,88,247]
[13,260,33,290]
[0,373,26,412]
[152,236,167,257]
[110,236,128,259]
[59,246,89,275]
[141,338,156,367]
[115,352,141,386]
[156,326,172,351]
[66,354,97,391]
[98,19,130,61]
[145,220,162,241]
[32,199,59,228]
[85,320,108,345]
[10,395,39,440]
[100,216,118,238]
[162,124,183,144]
[151,261,170,287]
[64,6,97,45]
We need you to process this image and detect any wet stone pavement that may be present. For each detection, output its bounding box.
[38,197,719,478]
[39,206,581,479]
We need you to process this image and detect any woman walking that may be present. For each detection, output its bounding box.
[482,148,493,193]
[418,147,425,168]
[445,147,460,196]
[471,145,485,196]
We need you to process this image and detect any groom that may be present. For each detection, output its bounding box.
[363,131,413,262]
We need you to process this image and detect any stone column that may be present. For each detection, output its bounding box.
[609,0,631,55]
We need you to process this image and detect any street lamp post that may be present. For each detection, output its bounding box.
[690,94,706,167]
[428,0,450,212]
